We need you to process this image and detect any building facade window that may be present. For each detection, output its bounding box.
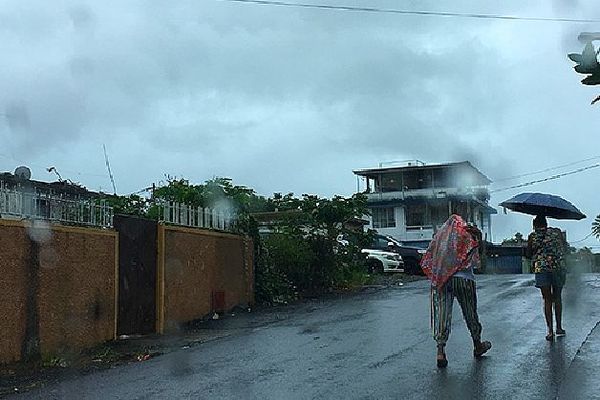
[405,204,432,228]
[372,207,396,228]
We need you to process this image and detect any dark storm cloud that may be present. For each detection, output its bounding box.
[0,0,599,244]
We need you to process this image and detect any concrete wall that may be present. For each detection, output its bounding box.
[0,220,117,364]
[37,226,117,356]
[1,218,253,362]
[157,225,253,333]
[0,223,29,363]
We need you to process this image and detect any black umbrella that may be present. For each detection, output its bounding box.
[499,192,586,220]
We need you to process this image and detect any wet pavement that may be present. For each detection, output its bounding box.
[7,274,600,400]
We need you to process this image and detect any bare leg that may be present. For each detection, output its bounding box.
[437,344,447,367]
[541,286,554,339]
[554,287,565,335]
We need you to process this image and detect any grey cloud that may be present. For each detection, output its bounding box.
[1,0,599,245]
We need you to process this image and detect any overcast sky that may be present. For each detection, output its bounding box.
[1,0,599,246]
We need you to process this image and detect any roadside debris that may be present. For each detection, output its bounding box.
[136,354,152,362]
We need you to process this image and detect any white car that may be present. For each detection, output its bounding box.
[361,248,404,273]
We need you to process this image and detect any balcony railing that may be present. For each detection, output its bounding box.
[158,201,237,232]
[0,188,114,228]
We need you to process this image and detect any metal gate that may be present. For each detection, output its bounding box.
[487,255,523,274]
[114,215,157,335]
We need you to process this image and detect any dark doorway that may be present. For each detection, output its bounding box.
[114,215,157,335]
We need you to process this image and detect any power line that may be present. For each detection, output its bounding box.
[217,0,600,23]
[570,232,595,244]
[126,186,154,196]
[493,155,600,183]
[490,162,600,193]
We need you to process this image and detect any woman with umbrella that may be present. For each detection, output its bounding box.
[500,193,585,341]
[526,215,567,341]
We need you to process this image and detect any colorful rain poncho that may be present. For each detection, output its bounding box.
[420,215,480,289]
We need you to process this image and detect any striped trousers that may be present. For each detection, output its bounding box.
[431,277,482,346]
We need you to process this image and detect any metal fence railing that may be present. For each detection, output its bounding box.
[0,188,114,228]
[158,201,237,232]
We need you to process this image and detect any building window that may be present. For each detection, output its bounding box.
[372,207,396,229]
[432,168,452,188]
[379,173,402,192]
[403,170,433,190]
[430,203,449,227]
[406,204,432,228]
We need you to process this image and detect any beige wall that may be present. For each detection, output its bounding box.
[1,218,253,362]
[158,225,253,332]
[0,220,117,363]
[37,226,117,357]
[0,223,29,363]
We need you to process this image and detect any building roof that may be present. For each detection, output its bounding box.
[0,172,98,197]
[353,161,492,185]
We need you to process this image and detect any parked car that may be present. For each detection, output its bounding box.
[360,248,404,273]
[370,234,427,275]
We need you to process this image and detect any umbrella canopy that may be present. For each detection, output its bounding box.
[499,192,586,220]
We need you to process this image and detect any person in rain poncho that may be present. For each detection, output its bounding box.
[421,214,492,368]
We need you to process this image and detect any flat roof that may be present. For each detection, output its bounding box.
[0,172,99,196]
[353,161,492,184]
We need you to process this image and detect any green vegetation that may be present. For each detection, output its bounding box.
[103,178,373,304]
[593,215,600,239]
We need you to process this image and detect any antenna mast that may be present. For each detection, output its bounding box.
[103,144,117,194]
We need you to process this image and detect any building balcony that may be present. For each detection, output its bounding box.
[365,187,488,202]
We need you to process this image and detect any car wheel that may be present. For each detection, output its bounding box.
[405,258,422,275]
[367,259,384,274]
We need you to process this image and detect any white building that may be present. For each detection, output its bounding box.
[353,161,497,248]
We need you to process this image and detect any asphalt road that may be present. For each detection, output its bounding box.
[9,274,600,400]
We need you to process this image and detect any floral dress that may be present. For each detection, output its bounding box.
[527,227,566,285]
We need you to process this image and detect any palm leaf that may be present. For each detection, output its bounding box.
[593,215,600,238]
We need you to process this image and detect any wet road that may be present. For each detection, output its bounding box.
[10,274,600,400]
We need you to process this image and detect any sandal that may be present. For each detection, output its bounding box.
[545,333,554,341]
[474,341,492,357]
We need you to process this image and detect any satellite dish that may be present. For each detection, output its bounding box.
[14,166,32,180]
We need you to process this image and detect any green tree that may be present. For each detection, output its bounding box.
[103,194,149,217]
[101,177,373,303]
[263,193,373,296]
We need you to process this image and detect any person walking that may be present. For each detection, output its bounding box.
[526,215,567,341]
[421,214,492,368]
